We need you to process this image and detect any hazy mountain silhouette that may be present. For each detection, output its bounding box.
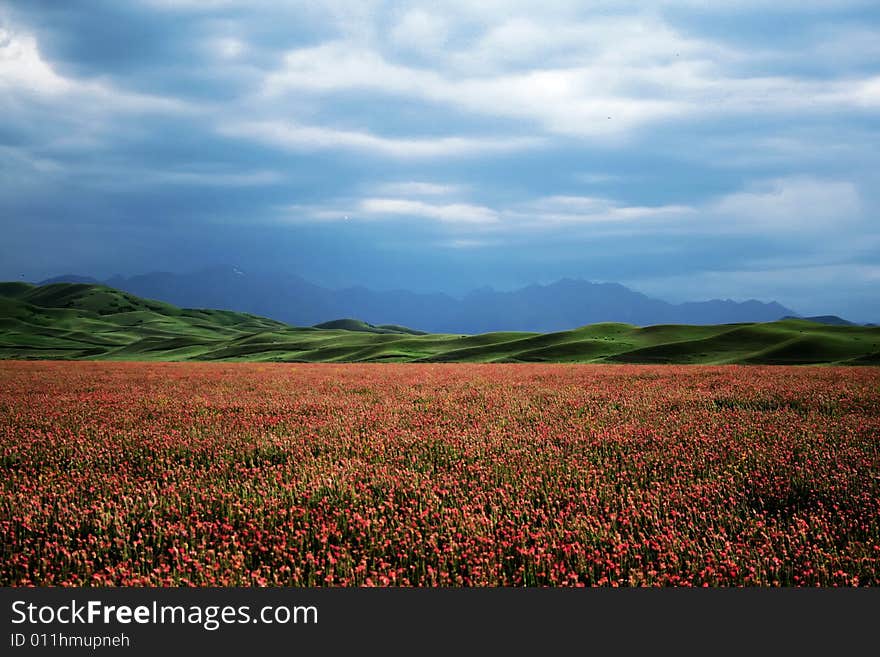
[39,274,103,285]
[42,265,798,332]
[781,315,853,326]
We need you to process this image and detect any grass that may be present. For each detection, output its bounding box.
[1,282,878,364]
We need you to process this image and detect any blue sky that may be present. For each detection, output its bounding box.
[1,1,878,319]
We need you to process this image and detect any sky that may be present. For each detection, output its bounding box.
[1,1,878,320]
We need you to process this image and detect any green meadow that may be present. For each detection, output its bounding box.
[1,282,878,365]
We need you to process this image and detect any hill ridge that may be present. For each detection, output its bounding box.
[38,267,801,332]
[2,283,878,365]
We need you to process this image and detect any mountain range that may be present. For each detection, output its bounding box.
[39,265,801,333]
[2,282,878,365]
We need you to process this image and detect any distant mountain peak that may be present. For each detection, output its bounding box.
[782,315,854,326]
[38,274,102,285]
[31,267,810,332]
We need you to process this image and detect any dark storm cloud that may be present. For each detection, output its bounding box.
[1,0,878,318]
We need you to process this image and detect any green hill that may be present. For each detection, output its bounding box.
[312,319,425,335]
[1,283,878,364]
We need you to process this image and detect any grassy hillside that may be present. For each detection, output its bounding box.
[1,282,878,364]
[313,318,427,335]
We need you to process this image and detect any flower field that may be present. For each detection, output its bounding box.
[1,360,878,586]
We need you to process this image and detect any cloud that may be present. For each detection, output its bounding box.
[520,179,865,236]
[88,167,284,189]
[254,14,880,142]
[509,195,694,228]
[258,38,687,139]
[0,145,63,175]
[508,177,866,237]
[359,198,499,224]
[206,36,246,59]
[0,26,194,113]
[279,176,866,242]
[574,173,625,185]
[0,29,70,94]
[2,1,879,318]
[389,9,449,53]
[852,76,880,107]
[711,177,862,232]
[373,181,464,196]
[260,41,431,97]
[438,238,495,249]
[656,0,876,10]
[283,191,693,230]
[152,169,282,186]
[219,120,539,158]
[138,0,245,10]
[280,197,499,224]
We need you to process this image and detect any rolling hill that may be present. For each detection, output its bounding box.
[1,282,878,365]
